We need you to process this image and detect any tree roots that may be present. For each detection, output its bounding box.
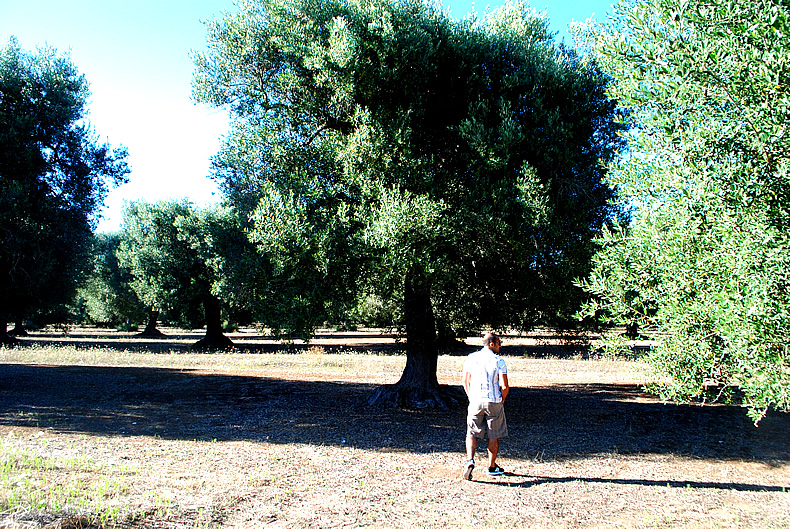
[369,381,465,410]
[191,333,235,352]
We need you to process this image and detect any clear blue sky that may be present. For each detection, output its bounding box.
[1,0,613,232]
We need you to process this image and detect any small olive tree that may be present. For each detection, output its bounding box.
[117,201,196,337]
[118,200,248,349]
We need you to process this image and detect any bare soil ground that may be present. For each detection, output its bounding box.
[0,328,788,528]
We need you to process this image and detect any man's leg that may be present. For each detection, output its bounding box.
[463,435,478,480]
[487,437,499,468]
[485,402,506,472]
[466,435,478,461]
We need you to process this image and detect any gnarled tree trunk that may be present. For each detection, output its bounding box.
[369,268,463,409]
[136,310,165,338]
[192,294,234,351]
[9,316,28,337]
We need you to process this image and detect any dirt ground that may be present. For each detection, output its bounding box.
[0,328,788,528]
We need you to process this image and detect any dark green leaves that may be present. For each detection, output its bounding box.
[0,39,129,329]
[193,0,624,337]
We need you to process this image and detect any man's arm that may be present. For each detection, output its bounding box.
[500,373,509,402]
[462,370,471,397]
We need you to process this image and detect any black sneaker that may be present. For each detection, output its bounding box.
[463,459,475,480]
[488,464,505,476]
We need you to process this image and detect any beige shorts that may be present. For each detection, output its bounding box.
[467,401,508,440]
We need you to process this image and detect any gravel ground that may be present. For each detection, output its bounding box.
[0,329,788,528]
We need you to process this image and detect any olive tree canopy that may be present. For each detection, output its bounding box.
[193,0,624,407]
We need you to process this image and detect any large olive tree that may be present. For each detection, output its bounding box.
[0,39,129,342]
[193,0,624,407]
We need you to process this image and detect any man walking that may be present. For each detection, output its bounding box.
[462,332,509,480]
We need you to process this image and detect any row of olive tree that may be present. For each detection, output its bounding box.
[9,0,786,419]
[1,1,624,408]
[0,39,259,351]
[189,0,790,417]
[76,201,254,350]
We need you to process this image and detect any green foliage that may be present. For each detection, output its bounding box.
[193,0,624,340]
[117,200,253,342]
[347,292,401,329]
[77,233,146,326]
[116,200,197,324]
[579,0,790,421]
[227,163,364,338]
[175,202,258,325]
[0,39,129,332]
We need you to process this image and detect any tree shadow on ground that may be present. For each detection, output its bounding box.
[0,363,787,464]
[479,474,789,492]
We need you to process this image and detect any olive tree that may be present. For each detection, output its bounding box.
[194,0,624,407]
[117,200,196,337]
[579,0,790,421]
[118,200,245,349]
[0,39,129,341]
[174,204,256,349]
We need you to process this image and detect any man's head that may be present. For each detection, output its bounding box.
[483,332,501,352]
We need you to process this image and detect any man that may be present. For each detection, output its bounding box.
[462,332,509,480]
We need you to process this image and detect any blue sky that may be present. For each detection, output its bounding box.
[1,0,613,232]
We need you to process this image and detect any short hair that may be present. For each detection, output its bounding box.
[483,332,500,347]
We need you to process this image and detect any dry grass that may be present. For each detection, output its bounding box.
[0,329,788,528]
